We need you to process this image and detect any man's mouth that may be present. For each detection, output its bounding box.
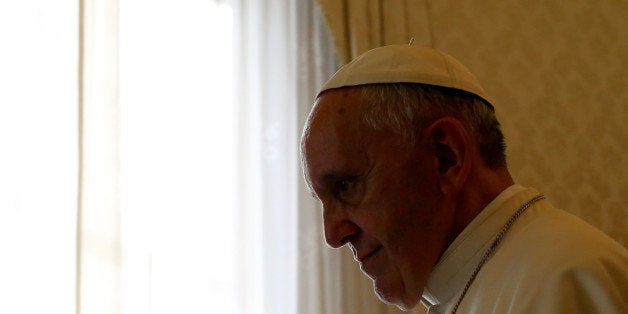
[357,245,382,263]
[357,245,383,278]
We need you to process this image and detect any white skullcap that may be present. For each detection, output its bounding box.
[318,44,491,105]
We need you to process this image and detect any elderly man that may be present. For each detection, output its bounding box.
[300,45,628,313]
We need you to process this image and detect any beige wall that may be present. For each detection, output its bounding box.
[422,1,628,246]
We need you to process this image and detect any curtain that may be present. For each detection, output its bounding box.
[80,0,305,313]
[79,0,242,312]
[78,0,121,313]
[78,0,361,313]
[0,1,78,313]
[232,0,298,312]
[316,0,432,64]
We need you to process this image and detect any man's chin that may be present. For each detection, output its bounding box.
[372,280,419,311]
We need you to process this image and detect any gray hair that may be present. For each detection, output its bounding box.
[355,83,507,168]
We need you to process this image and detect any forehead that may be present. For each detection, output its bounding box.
[308,88,364,136]
[302,89,370,183]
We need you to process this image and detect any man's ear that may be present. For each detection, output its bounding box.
[424,117,473,195]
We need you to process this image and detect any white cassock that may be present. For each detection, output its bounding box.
[422,185,628,313]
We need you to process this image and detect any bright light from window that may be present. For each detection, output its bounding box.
[119,1,236,314]
[0,1,78,314]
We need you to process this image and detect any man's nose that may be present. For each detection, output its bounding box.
[322,202,360,248]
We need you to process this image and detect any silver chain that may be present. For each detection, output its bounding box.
[451,194,546,313]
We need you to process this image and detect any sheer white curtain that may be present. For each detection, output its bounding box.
[118,2,238,314]
[0,1,78,313]
[232,0,306,312]
[82,0,340,313]
[78,0,120,313]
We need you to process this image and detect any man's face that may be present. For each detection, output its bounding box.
[302,88,458,309]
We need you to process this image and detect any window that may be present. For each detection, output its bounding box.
[0,1,78,313]
[1,1,240,313]
[0,0,309,312]
[119,1,237,313]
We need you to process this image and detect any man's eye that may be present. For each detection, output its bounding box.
[334,178,353,195]
[330,176,363,204]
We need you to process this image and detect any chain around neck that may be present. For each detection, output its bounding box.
[450,194,546,313]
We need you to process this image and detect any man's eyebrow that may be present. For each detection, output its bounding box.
[307,170,359,201]
[320,171,361,187]
[306,173,341,202]
[320,171,350,183]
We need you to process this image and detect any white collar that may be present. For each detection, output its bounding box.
[422,184,528,306]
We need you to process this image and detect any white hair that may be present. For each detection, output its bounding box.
[356,83,507,168]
